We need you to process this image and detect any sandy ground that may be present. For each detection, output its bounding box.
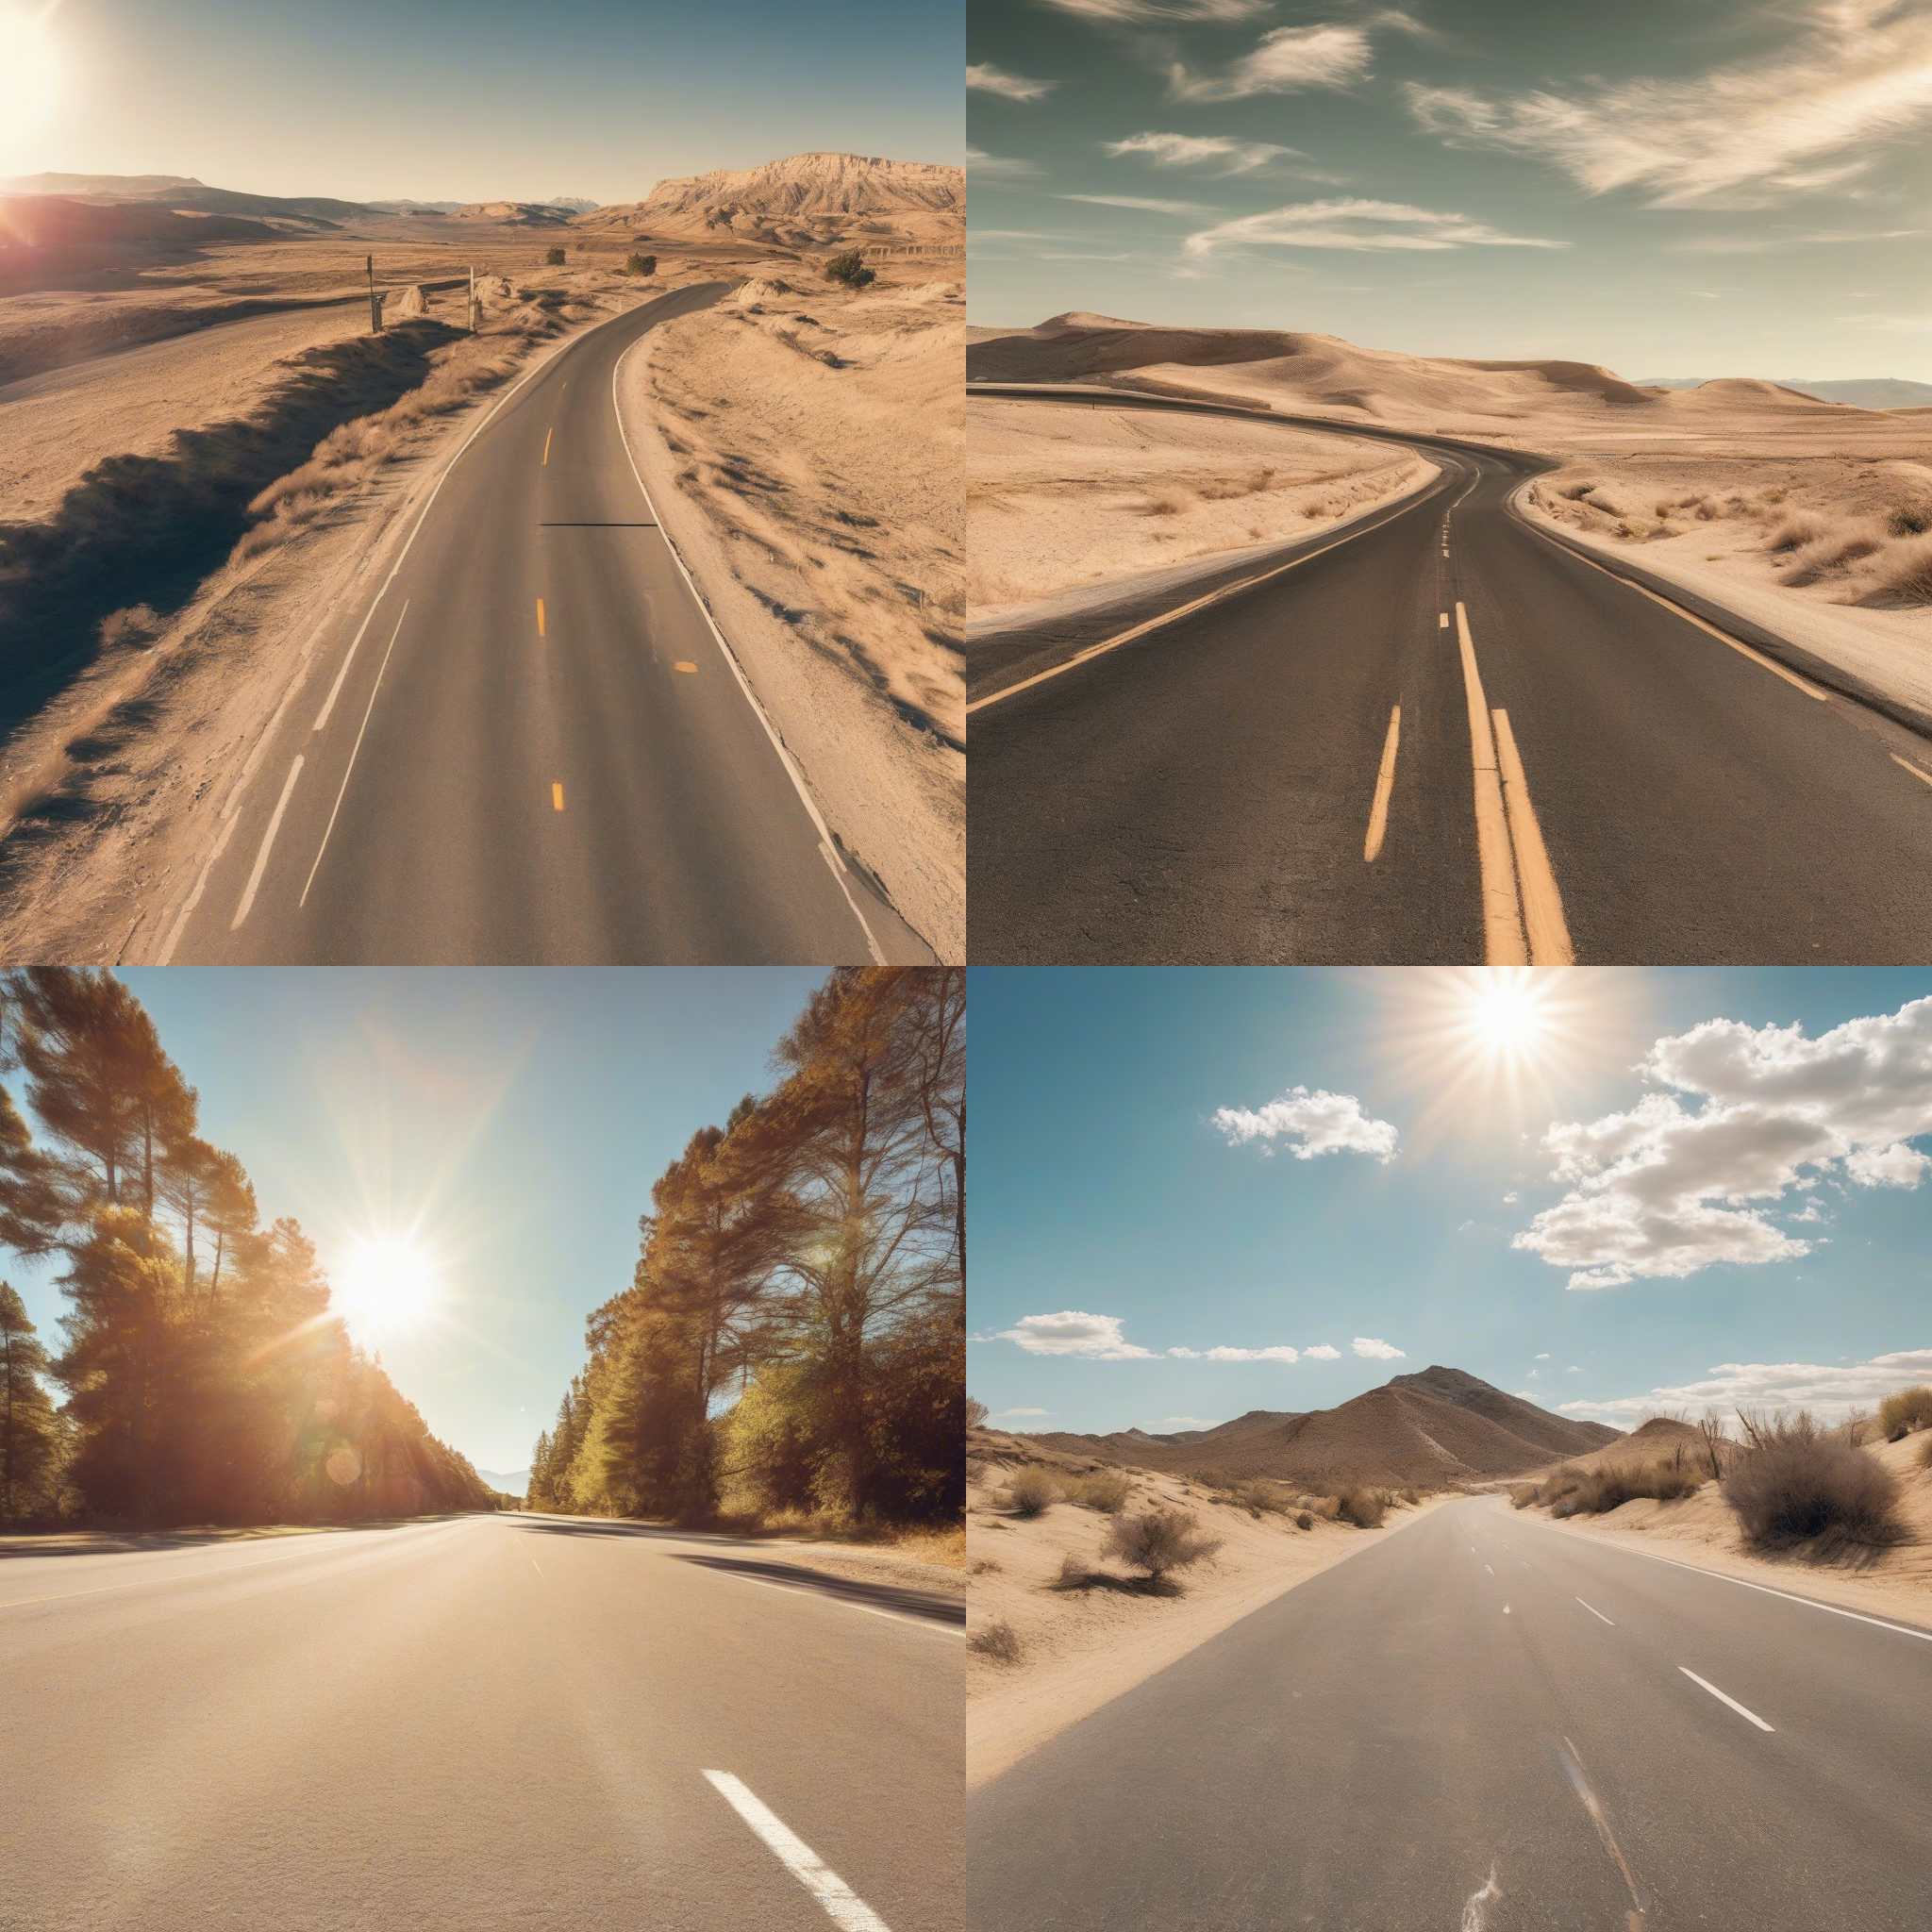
[966,1431,1446,1787]
[1520,455,1932,718]
[1523,1433,1932,1633]
[969,396,1436,622]
[0,263,693,959]
[617,272,964,960]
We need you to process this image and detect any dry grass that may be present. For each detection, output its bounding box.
[1862,533,1932,608]
[1878,1386,1932,1441]
[1059,1470,1130,1514]
[970,1619,1023,1664]
[1007,1467,1057,1518]
[1333,1486,1386,1529]
[1722,1412,1908,1555]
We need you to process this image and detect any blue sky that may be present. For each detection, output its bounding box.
[5,968,823,1474]
[968,0,1932,378]
[968,967,1932,1437]
[4,0,960,201]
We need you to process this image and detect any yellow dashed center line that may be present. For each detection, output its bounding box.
[1363,705,1401,862]
[541,426,553,466]
[536,597,546,638]
[551,783,565,812]
[673,660,697,674]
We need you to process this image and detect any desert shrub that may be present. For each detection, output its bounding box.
[1877,1387,1932,1440]
[970,1620,1022,1663]
[1142,491,1192,517]
[1104,1507,1223,1589]
[823,249,876,289]
[1053,1553,1091,1590]
[1886,503,1931,537]
[1921,1434,1932,1474]
[1786,527,1883,584]
[1234,1478,1291,1517]
[97,603,162,648]
[969,1557,1000,1575]
[625,253,657,276]
[1510,1485,1537,1509]
[1399,1486,1421,1507]
[1006,1466,1056,1517]
[1861,535,1932,608]
[1295,1509,1314,1530]
[543,245,566,266]
[1333,1486,1386,1529]
[965,1398,989,1430]
[1722,1411,1907,1553]
[1767,511,1825,552]
[1063,1470,1129,1513]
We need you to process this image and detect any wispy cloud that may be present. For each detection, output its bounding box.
[1041,0,1271,20]
[1404,2,1932,209]
[1513,997,1932,1291]
[1212,1084,1399,1162]
[1058,192,1214,215]
[968,61,1058,103]
[1186,197,1566,257]
[968,148,1044,181]
[1103,130,1307,175]
[991,1407,1052,1419]
[1558,1348,1932,1424]
[1169,23,1375,101]
[994,1309,1353,1365]
[1667,225,1929,255]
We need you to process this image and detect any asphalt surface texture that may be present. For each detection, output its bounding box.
[967,385,1932,965]
[0,1510,961,1931]
[969,1492,1932,1931]
[156,284,921,965]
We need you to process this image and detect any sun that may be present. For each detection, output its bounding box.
[1463,969,1556,1063]
[331,1234,440,1342]
[0,8,61,146]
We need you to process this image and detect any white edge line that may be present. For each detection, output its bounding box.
[158,295,659,961]
[228,756,302,929]
[299,604,408,907]
[1525,1508,1932,1643]
[737,1572,963,1639]
[701,1771,893,1932]
[1575,1596,1615,1626]
[608,332,887,966]
[1679,1666,1774,1732]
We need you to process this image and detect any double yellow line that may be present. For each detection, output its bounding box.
[1455,601,1573,965]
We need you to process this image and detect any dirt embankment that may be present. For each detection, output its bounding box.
[969,396,1435,624]
[616,273,963,961]
[1517,1430,1932,1633]
[967,1429,1446,1786]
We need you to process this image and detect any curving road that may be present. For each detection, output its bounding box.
[967,384,1932,966]
[969,1493,1932,1932]
[152,284,924,965]
[0,1511,961,1931]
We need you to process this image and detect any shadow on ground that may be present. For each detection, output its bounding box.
[0,1512,479,1559]
[674,1552,966,1626]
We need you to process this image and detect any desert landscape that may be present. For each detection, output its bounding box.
[0,151,963,960]
[967,314,1932,716]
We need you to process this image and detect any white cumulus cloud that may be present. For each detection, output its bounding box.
[1353,1337,1406,1360]
[1303,1343,1342,1360]
[1212,1085,1399,1162]
[1558,1348,1932,1424]
[995,1310,1155,1359]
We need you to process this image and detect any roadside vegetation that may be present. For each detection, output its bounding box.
[0,969,495,1528]
[525,970,963,1551]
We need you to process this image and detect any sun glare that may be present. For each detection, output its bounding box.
[1463,970,1555,1061]
[0,8,61,146]
[332,1235,439,1342]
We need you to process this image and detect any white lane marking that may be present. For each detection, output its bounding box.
[609,334,888,965]
[229,756,302,928]
[1502,1603,1511,1615]
[1461,1864,1501,1932]
[701,1771,893,1932]
[1576,1596,1615,1626]
[1530,1514,1932,1644]
[736,1573,962,1640]
[1892,752,1932,789]
[314,597,407,736]
[970,475,1448,715]
[1440,611,1449,628]
[529,1557,542,1577]
[299,603,410,906]
[1485,1562,1495,1575]
[157,295,671,963]
[1680,1666,1774,1732]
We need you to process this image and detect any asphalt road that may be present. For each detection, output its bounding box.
[967,385,1932,965]
[154,284,920,965]
[0,1511,960,1931]
[970,1493,1932,1931]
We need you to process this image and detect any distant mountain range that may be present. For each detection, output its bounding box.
[1638,375,1932,409]
[1011,1365,1620,1487]
[475,1469,530,1493]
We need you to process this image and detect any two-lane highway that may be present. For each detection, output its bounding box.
[970,1493,1932,1931]
[0,1511,960,1930]
[968,386,1932,965]
[154,284,923,964]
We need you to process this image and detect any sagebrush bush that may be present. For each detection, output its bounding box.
[1334,1486,1385,1529]
[1767,511,1825,553]
[970,1620,1023,1664]
[1063,1470,1129,1513]
[823,249,876,289]
[1510,1485,1537,1509]
[543,245,566,266]
[625,253,657,276]
[1295,1509,1314,1530]
[1722,1411,1907,1553]
[1006,1466,1056,1517]
[1887,503,1931,538]
[1878,1387,1932,1440]
[1104,1507,1223,1587]
[1861,536,1932,608]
